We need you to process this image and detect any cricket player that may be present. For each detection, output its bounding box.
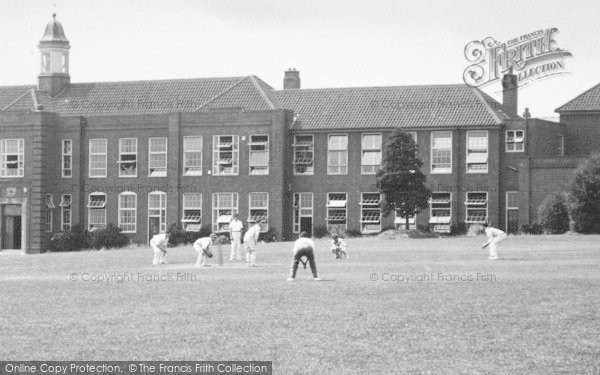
[193,233,218,267]
[481,222,507,260]
[243,218,262,267]
[229,213,244,261]
[330,233,349,259]
[287,232,321,281]
[150,231,169,265]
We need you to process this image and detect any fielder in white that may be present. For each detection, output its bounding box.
[287,232,321,281]
[481,222,507,260]
[229,214,244,261]
[149,231,169,265]
[330,233,349,259]
[243,219,262,267]
[193,233,217,267]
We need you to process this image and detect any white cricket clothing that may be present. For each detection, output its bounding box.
[330,238,347,251]
[150,233,168,265]
[243,224,261,266]
[229,219,244,232]
[230,231,242,260]
[150,233,168,247]
[293,237,315,253]
[193,237,213,267]
[485,227,507,259]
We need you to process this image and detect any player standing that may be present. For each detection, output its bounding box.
[287,232,321,281]
[243,218,262,267]
[229,213,244,261]
[149,231,169,265]
[481,222,507,260]
[193,233,218,267]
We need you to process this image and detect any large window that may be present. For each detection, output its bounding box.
[293,193,313,234]
[431,132,452,174]
[328,134,348,175]
[249,135,269,175]
[212,193,239,232]
[62,139,72,178]
[506,130,525,152]
[182,193,202,232]
[148,137,167,177]
[45,194,55,233]
[183,136,203,176]
[60,194,72,231]
[430,192,451,233]
[89,139,107,178]
[119,138,137,177]
[148,191,167,233]
[87,192,106,230]
[466,131,488,173]
[213,135,239,175]
[506,191,519,234]
[249,192,269,232]
[361,133,382,174]
[118,192,137,233]
[465,192,488,225]
[326,193,347,233]
[360,193,381,233]
[0,139,24,177]
[293,135,314,175]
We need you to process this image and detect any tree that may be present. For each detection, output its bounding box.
[538,193,570,234]
[567,152,600,233]
[376,129,430,229]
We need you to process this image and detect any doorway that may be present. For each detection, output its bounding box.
[2,204,22,249]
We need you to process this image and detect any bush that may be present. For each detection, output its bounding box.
[167,223,212,246]
[48,224,88,251]
[88,223,129,249]
[520,223,543,235]
[450,222,467,236]
[538,193,570,234]
[312,225,329,238]
[344,229,363,238]
[259,228,279,243]
[567,153,600,233]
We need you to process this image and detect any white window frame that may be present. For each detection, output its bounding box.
[360,192,381,234]
[118,192,137,233]
[182,193,203,232]
[465,192,488,224]
[505,130,525,152]
[395,210,416,230]
[326,192,347,233]
[431,131,452,174]
[118,138,137,177]
[148,191,167,233]
[506,191,519,231]
[183,136,203,176]
[0,139,25,178]
[60,194,72,231]
[89,139,107,178]
[212,193,239,232]
[327,134,348,175]
[249,135,269,175]
[87,192,107,231]
[466,130,488,174]
[62,139,72,178]
[293,192,313,234]
[429,192,452,233]
[212,135,239,176]
[148,137,168,177]
[361,133,382,175]
[249,192,269,232]
[45,194,54,233]
[293,134,314,175]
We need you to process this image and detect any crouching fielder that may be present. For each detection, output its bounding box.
[193,233,217,267]
[287,232,321,281]
[481,222,507,260]
[150,231,169,265]
[330,233,349,259]
[243,219,262,267]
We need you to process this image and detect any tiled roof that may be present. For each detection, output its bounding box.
[196,76,277,111]
[273,84,507,130]
[556,82,600,112]
[0,85,35,110]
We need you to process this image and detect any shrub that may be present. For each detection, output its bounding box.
[48,224,88,251]
[88,223,129,249]
[259,228,279,243]
[520,223,543,235]
[450,222,467,236]
[167,223,212,246]
[567,152,600,233]
[312,225,329,238]
[344,229,363,238]
[538,193,570,234]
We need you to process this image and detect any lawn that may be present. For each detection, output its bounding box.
[0,235,599,374]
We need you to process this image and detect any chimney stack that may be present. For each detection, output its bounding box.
[502,68,518,118]
[284,68,301,89]
[523,108,531,119]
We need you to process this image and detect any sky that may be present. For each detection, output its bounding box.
[1,0,599,117]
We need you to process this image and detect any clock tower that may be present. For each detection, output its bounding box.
[38,14,70,96]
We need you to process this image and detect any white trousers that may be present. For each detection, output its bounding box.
[151,244,166,265]
[193,242,209,267]
[244,242,256,266]
[230,232,242,260]
[489,233,507,259]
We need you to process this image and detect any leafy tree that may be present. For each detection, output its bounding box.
[568,153,600,233]
[376,129,430,229]
[538,193,570,234]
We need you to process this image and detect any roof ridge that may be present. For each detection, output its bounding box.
[248,75,277,110]
[193,76,249,111]
[30,89,39,111]
[274,83,470,93]
[470,87,504,124]
[2,89,33,111]
[555,81,600,112]
[64,76,246,87]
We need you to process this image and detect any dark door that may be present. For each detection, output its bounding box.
[300,217,312,237]
[507,210,519,234]
[13,216,21,249]
[148,217,160,241]
[2,216,14,249]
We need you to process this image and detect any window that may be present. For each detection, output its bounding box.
[249,135,269,175]
[293,135,314,175]
[212,193,239,232]
[431,132,452,173]
[213,135,239,175]
[249,193,269,232]
[182,193,202,232]
[0,139,24,177]
[506,191,519,234]
[118,138,137,177]
[465,192,488,225]
[361,133,382,174]
[360,193,381,233]
[326,193,347,233]
[506,130,525,152]
[430,192,451,233]
[183,136,203,176]
[60,194,72,231]
[62,139,72,178]
[149,137,167,177]
[328,134,348,175]
[45,194,54,233]
[89,139,107,178]
[395,210,416,230]
[118,192,137,233]
[293,193,313,234]
[506,191,518,209]
[148,191,167,233]
[466,131,488,173]
[87,192,106,230]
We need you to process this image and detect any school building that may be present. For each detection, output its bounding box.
[0,16,598,253]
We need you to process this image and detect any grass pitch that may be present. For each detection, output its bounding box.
[0,235,599,374]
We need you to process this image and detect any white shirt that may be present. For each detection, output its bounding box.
[485,227,506,239]
[331,238,347,251]
[229,219,243,232]
[150,233,168,247]
[194,237,213,250]
[243,224,261,245]
[293,237,315,253]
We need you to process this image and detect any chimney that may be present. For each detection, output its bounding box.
[284,68,301,89]
[523,108,531,119]
[502,68,518,118]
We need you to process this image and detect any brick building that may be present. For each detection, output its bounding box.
[0,16,597,253]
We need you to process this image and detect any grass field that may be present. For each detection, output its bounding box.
[1,235,599,374]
